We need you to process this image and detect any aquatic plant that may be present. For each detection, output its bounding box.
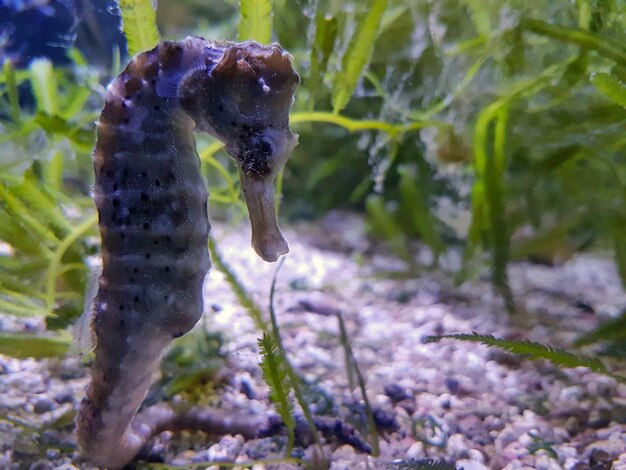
[0,54,98,355]
[424,332,626,383]
[282,0,626,304]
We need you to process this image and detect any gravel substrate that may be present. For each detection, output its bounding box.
[1,216,625,469]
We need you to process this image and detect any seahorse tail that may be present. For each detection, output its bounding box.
[77,335,167,468]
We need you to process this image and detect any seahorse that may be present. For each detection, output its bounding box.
[76,37,299,468]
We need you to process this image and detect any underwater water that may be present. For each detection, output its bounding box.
[0,0,625,468]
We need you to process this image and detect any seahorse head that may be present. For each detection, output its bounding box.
[179,41,299,262]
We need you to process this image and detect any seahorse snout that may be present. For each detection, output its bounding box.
[238,173,289,262]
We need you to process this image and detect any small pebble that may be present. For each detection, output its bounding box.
[406,441,425,460]
[44,448,60,461]
[1,228,625,469]
[384,383,410,402]
[588,448,612,470]
[53,389,74,405]
[455,459,488,470]
[28,461,54,470]
[33,397,55,414]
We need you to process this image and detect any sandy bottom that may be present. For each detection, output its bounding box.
[1,217,625,469]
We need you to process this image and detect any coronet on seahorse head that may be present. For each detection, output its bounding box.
[166,39,300,262]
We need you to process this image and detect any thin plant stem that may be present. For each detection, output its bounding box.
[290,111,448,137]
[337,312,356,391]
[335,313,380,456]
[207,235,268,333]
[268,258,324,454]
[44,213,97,311]
[522,19,626,66]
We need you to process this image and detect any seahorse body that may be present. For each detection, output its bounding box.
[77,38,298,468]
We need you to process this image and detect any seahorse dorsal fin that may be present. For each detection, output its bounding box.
[155,46,224,98]
[70,263,101,357]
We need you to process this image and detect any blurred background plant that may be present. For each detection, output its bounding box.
[0,0,624,363]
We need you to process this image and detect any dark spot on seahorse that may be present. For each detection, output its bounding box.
[153,105,161,112]
[123,118,130,124]
[120,319,125,325]
[133,296,139,303]
[257,140,272,157]
[218,104,224,112]
[140,192,149,202]
[119,304,124,311]
[120,233,125,240]
[171,208,186,226]
[129,277,134,283]
[231,121,237,127]
[163,294,169,300]
[143,222,150,230]
[167,171,176,181]
[164,266,170,273]
[133,268,139,274]
[172,332,184,338]
[112,198,120,207]
[141,172,147,178]
[153,240,159,245]
[165,236,171,242]
[113,182,119,191]
[155,179,161,187]
[145,253,151,259]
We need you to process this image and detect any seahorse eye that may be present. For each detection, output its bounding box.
[255,139,274,160]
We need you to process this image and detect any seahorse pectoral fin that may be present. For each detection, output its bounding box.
[239,171,288,262]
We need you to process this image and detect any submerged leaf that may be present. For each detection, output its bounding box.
[117,0,161,56]
[258,332,295,442]
[308,10,340,108]
[398,164,445,255]
[575,309,626,347]
[332,0,388,113]
[239,0,273,44]
[2,61,21,124]
[34,113,94,152]
[591,72,626,109]
[0,332,69,358]
[29,59,58,116]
